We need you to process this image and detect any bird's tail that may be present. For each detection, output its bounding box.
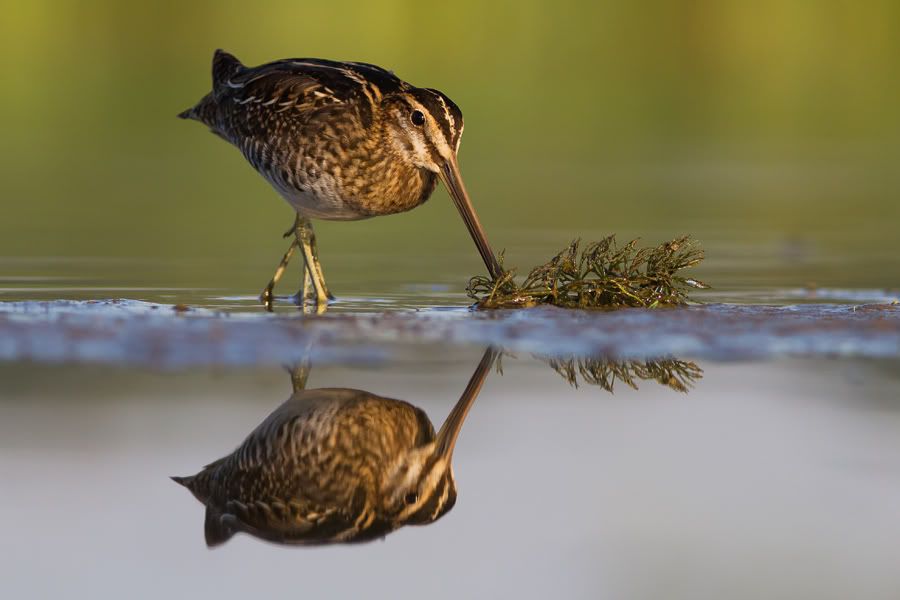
[170,474,199,496]
[178,50,244,126]
[177,92,218,128]
[177,93,214,123]
[171,456,228,502]
[170,474,192,487]
[171,473,210,504]
[172,475,236,548]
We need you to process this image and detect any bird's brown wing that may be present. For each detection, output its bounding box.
[211,51,408,117]
[215,491,393,546]
[187,389,419,546]
[190,51,407,156]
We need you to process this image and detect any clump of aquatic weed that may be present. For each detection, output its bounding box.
[468,235,709,309]
[544,355,704,393]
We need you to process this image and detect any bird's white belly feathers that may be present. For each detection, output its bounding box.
[269,171,369,221]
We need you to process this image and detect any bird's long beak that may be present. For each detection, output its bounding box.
[440,157,504,280]
[435,347,499,460]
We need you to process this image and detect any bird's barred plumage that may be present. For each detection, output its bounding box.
[172,348,497,547]
[172,388,457,546]
[180,50,465,220]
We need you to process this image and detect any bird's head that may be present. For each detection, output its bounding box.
[383,88,503,280]
[379,346,496,527]
[383,88,464,171]
[381,442,458,527]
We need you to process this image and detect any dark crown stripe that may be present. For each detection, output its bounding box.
[408,469,454,524]
[407,89,457,149]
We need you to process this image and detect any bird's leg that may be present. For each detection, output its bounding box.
[295,216,332,305]
[260,237,299,311]
[306,222,334,301]
[300,261,320,308]
[299,275,328,314]
[282,213,301,239]
[291,213,318,306]
[260,214,331,310]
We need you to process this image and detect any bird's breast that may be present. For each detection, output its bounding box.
[252,138,437,221]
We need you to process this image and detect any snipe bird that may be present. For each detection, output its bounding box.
[172,347,497,546]
[180,50,503,309]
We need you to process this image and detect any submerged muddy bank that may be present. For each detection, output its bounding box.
[2,298,899,368]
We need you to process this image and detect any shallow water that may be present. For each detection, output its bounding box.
[1,251,900,600]
[3,354,900,600]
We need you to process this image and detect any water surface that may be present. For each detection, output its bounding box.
[1,252,899,600]
[2,352,899,600]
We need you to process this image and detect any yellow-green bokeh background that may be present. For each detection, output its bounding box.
[2,1,898,293]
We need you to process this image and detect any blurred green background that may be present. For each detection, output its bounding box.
[1,1,898,297]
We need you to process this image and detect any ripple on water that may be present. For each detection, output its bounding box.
[0,295,898,368]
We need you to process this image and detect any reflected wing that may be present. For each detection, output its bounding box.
[188,388,418,546]
[216,495,393,546]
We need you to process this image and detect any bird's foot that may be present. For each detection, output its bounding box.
[259,286,276,312]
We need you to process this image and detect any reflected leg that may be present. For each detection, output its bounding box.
[289,361,311,392]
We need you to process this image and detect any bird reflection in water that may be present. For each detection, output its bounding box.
[172,347,498,547]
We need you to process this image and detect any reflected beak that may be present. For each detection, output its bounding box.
[439,156,504,280]
[435,347,499,460]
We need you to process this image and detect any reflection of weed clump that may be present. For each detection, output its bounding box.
[545,356,704,393]
[468,235,708,309]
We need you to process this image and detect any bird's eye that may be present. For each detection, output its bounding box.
[411,110,426,126]
[404,492,419,505]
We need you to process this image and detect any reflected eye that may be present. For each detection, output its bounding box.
[411,110,426,126]
[404,492,419,505]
